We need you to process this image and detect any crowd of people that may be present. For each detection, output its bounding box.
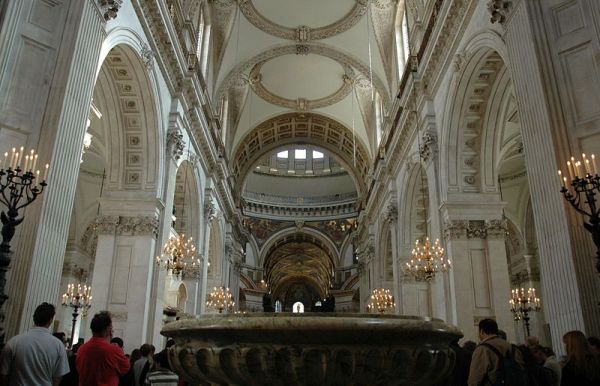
[445,318,600,386]
[1,303,600,385]
[0,303,180,386]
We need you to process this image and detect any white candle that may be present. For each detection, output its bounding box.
[575,161,581,177]
[2,152,7,170]
[43,164,48,181]
[31,154,37,173]
[23,155,29,172]
[592,154,598,175]
[9,148,15,169]
[586,159,591,176]
[559,170,565,188]
[16,146,24,168]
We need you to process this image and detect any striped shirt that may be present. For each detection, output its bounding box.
[146,369,179,386]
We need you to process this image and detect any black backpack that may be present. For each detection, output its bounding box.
[481,343,529,386]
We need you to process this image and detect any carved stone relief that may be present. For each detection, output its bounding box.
[443,219,507,240]
[487,0,512,24]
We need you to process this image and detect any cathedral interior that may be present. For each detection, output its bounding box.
[0,0,599,361]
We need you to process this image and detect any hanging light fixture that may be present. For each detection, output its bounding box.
[156,233,202,279]
[206,286,235,313]
[366,288,395,314]
[405,133,452,282]
[156,160,201,279]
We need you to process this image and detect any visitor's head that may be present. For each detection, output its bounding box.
[530,345,547,364]
[563,330,592,362]
[130,348,141,364]
[140,343,155,357]
[111,337,124,348]
[478,318,499,341]
[53,332,68,346]
[526,335,540,346]
[33,302,56,327]
[153,351,171,370]
[90,311,113,339]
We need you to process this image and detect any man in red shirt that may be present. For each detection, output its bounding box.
[76,311,130,386]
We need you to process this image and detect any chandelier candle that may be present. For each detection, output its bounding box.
[0,147,49,344]
[558,153,600,273]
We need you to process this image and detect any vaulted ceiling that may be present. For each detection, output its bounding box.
[210,0,405,184]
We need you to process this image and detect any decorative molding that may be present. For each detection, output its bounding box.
[487,0,512,24]
[140,43,155,70]
[443,219,507,239]
[238,0,368,42]
[98,0,123,20]
[117,216,160,237]
[167,127,185,161]
[248,59,355,110]
[385,202,398,222]
[419,131,437,163]
[205,197,217,222]
[216,43,389,111]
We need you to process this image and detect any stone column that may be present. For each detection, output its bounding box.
[495,0,600,347]
[2,0,123,337]
[88,207,160,354]
[199,192,216,314]
[443,219,513,342]
[384,202,401,314]
[146,122,185,345]
[420,129,450,321]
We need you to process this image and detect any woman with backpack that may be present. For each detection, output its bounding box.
[561,330,600,386]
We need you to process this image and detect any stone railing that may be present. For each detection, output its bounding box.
[243,191,358,205]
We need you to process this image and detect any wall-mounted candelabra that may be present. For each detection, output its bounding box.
[0,147,49,343]
[509,287,541,337]
[558,153,600,273]
[62,283,92,347]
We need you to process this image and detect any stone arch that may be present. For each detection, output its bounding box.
[176,283,188,311]
[207,218,224,281]
[173,160,202,242]
[233,112,370,196]
[399,162,429,247]
[258,226,341,268]
[93,42,161,194]
[261,232,337,299]
[441,32,511,198]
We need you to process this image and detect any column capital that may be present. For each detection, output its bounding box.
[97,0,123,21]
[87,215,159,238]
[487,0,513,24]
[167,127,185,161]
[419,131,438,164]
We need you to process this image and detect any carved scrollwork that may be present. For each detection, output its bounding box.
[443,219,507,240]
[419,132,437,163]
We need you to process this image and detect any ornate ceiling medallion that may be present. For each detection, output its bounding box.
[238,0,368,42]
[248,59,355,110]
